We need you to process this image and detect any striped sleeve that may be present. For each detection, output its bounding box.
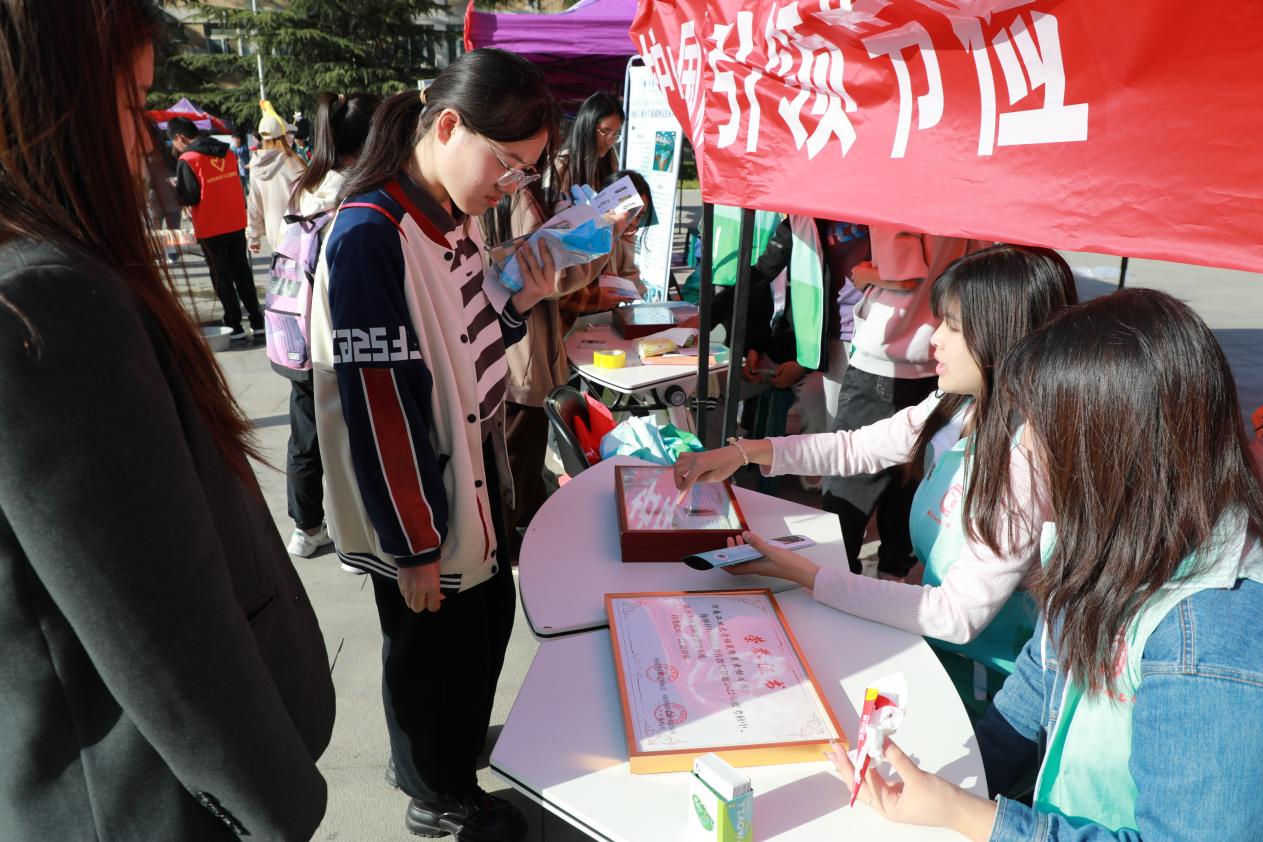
[478,264,528,348]
[325,204,447,566]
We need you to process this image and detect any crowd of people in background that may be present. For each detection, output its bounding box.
[3,1,1263,841]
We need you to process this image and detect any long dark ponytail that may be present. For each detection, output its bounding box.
[339,49,560,206]
[290,91,380,209]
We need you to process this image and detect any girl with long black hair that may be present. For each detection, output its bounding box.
[0,0,334,837]
[675,244,1077,714]
[554,91,630,324]
[310,49,559,841]
[277,90,381,561]
[832,289,1263,840]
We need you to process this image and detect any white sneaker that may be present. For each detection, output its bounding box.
[287,525,332,558]
[340,563,367,575]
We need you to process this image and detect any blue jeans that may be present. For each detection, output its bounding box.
[978,578,1263,840]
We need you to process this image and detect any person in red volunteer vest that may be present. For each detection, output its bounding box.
[168,116,263,341]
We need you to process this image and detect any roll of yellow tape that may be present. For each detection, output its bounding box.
[593,349,627,369]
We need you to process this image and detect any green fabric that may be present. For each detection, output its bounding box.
[710,206,781,288]
[786,216,825,370]
[908,422,1038,709]
[1033,516,1263,832]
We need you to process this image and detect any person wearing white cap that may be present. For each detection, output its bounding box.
[244,101,306,254]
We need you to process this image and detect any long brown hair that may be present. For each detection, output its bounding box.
[905,245,1077,544]
[0,0,260,480]
[559,91,623,199]
[988,289,1263,694]
[339,49,560,208]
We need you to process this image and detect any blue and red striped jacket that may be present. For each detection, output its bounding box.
[310,175,526,588]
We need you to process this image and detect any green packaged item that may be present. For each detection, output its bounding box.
[688,754,752,842]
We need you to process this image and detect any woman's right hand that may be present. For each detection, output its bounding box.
[673,447,745,496]
[397,563,444,613]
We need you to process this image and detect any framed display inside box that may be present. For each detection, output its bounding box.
[614,465,748,563]
[605,589,847,773]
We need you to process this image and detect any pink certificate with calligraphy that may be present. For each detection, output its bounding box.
[605,589,847,773]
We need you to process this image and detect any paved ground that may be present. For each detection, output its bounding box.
[180,207,1262,841]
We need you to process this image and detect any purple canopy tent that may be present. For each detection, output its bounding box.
[145,97,232,134]
[462,0,637,105]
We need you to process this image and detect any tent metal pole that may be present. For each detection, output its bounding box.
[694,201,715,447]
[1118,256,1129,289]
[721,208,756,445]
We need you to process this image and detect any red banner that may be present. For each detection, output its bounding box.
[630,1,1263,273]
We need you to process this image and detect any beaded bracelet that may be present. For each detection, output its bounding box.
[727,436,751,466]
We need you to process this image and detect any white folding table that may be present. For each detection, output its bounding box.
[492,588,987,841]
[518,457,847,638]
[565,311,728,429]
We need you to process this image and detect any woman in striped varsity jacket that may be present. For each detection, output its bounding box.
[309,50,560,842]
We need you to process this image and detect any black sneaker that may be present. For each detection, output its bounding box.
[405,792,526,841]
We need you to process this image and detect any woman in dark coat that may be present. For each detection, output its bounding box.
[0,1,335,839]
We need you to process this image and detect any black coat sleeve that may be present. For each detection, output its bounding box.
[0,263,328,839]
[174,158,201,206]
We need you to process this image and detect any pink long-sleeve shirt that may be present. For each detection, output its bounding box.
[764,394,1050,644]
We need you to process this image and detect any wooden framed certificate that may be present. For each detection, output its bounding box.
[614,465,748,563]
[605,589,847,773]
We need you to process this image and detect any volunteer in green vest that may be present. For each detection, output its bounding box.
[828,288,1263,840]
[674,244,1078,715]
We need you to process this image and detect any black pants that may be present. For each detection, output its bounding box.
[286,377,324,530]
[504,402,551,560]
[822,367,937,574]
[371,440,516,803]
[199,228,262,332]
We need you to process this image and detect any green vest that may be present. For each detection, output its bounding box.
[786,216,825,370]
[709,206,780,288]
[1034,514,1263,831]
[908,413,1039,713]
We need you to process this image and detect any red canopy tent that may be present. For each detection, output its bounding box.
[145,97,231,134]
[631,0,1263,274]
[629,0,1263,441]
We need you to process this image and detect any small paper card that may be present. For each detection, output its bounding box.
[606,589,846,773]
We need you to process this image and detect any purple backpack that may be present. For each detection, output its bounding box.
[263,211,332,372]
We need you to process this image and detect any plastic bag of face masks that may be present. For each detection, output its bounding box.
[486,219,614,293]
[486,179,642,293]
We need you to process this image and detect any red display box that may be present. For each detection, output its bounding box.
[614,465,748,563]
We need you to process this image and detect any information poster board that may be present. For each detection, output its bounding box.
[606,589,846,773]
[622,58,682,304]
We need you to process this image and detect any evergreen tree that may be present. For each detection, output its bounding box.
[151,0,455,129]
